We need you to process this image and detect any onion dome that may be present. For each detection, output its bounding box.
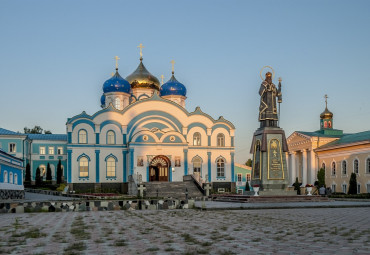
[100,94,105,106]
[160,73,187,97]
[126,58,160,90]
[102,70,131,93]
[320,107,333,119]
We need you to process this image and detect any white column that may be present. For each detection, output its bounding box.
[285,152,289,178]
[290,152,296,185]
[310,150,316,184]
[302,149,307,186]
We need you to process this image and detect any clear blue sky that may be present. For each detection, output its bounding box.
[1,0,370,163]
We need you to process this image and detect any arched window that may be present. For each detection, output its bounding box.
[354,159,359,174]
[331,162,336,176]
[193,132,201,146]
[367,158,370,174]
[322,162,326,170]
[39,165,46,177]
[217,158,225,177]
[217,133,225,147]
[114,98,121,110]
[9,172,13,184]
[14,173,18,185]
[78,130,87,144]
[79,157,89,177]
[106,157,116,177]
[3,171,7,183]
[193,157,202,174]
[342,161,347,175]
[107,131,115,144]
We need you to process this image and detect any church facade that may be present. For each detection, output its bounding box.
[66,53,235,192]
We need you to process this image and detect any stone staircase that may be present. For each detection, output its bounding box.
[143,175,204,199]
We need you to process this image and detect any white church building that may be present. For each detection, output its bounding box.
[66,51,235,193]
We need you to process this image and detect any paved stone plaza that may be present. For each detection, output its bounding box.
[0,207,369,255]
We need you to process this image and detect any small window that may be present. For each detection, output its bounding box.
[237,189,243,194]
[79,157,89,177]
[237,173,242,182]
[217,158,225,177]
[78,130,87,144]
[322,162,326,170]
[40,146,46,155]
[354,159,359,174]
[342,184,347,194]
[367,158,370,174]
[49,147,54,155]
[9,172,13,184]
[246,174,251,181]
[106,157,116,177]
[107,131,115,145]
[193,132,201,146]
[14,173,18,185]
[331,162,336,176]
[57,147,63,155]
[217,134,225,147]
[331,184,336,193]
[114,98,121,110]
[342,161,347,175]
[9,143,16,153]
[3,171,8,183]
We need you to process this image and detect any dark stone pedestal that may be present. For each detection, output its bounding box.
[250,127,289,192]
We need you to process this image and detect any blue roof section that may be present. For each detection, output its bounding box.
[317,130,370,150]
[0,148,23,162]
[27,134,67,141]
[0,128,23,135]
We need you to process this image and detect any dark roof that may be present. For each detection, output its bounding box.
[0,128,23,136]
[27,134,67,141]
[0,148,23,162]
[316,130,370,150]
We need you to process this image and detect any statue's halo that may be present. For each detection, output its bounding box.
[260,66,275,81]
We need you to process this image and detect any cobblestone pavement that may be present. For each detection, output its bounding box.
[0,208,369,255]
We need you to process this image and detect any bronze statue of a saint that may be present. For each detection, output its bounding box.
[259,72,282,128]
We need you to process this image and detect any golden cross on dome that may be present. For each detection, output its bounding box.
[170,60,175,74]
[160,75,165,85]
[114,56,120,69]
[137,43,144,58]
[324,94,328,108]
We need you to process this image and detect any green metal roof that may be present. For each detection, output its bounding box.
[315,130,370,150]
[297,129,344,138]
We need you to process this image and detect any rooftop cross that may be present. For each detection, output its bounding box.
[170,60,175,74]
[160,75,164,85]
[137,43,144,59]
[114,56,120,70]
[324,94,328,108]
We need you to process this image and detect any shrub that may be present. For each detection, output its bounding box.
[46,163,52,183]
[35,167,42,187]
[348,173,357,195]
[293,177,301,195]
[317,168,325,187]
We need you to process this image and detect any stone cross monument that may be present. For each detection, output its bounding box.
[250,67,290,194]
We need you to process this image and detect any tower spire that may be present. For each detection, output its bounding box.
[160,75,164,85]
[324,94,328,109]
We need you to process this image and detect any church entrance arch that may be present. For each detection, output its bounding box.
[149,155,170,182]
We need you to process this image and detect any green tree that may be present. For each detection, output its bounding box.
[35,167,41,186]
[245,180,250,191]
[24,126,52,134]
[293,177,301,195]
[57,159,63,184]
[245,159,252,167]
[317,168,326,187]
[25,163,31,183]
[348,173,357,194]
[46,163,52,183]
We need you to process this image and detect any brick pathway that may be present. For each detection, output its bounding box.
[0,208,369,254]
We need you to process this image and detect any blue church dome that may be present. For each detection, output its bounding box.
[103,70,131,93]
[160,74,187,97]
[100,94,105,106]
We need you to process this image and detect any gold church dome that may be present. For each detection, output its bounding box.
[126,58,160,91]
[320,107,333,119]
